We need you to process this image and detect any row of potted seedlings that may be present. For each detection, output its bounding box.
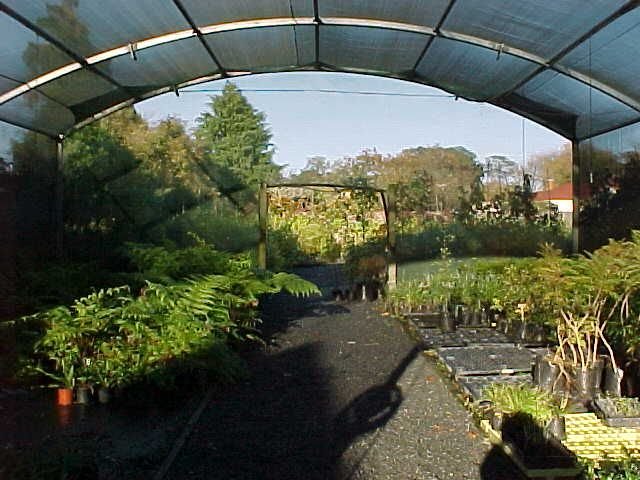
[23,283,239,407]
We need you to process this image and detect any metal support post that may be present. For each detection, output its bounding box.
[258,182,268,269]
[571,140,581,254]
[384,187,397,289]
[55,137,64,259]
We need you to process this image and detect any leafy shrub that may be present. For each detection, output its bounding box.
[125,241,240,284]
[24,269,319,392]
[397,220,570,261]
[151,206,259,253]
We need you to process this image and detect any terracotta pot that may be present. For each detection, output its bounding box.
[57,387,73,406]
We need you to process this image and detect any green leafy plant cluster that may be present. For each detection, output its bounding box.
[269,188,386,265]
[483,383,565,426]
[582,458,640,480]
[386,257,542,321]
[24,251,320,392]
[396,220,570,261]
[610,397,640,417]
[124,240,247,284]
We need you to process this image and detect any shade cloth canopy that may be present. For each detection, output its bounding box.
[1,0,640,140]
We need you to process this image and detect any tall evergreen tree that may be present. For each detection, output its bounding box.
[195,83,281,195]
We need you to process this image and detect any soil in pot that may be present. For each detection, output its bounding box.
[57,388,73,406]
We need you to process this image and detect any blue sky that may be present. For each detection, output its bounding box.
[136,72,568,173]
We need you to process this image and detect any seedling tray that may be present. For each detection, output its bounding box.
[419,327,512,349]
[458,374,532,402]
[404,312,441,329]
[592,397,640,428]
[437,344,535,377]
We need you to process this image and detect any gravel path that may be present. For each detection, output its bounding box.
[165,266,525,480]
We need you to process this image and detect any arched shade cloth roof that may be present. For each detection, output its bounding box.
[1,0,640,141]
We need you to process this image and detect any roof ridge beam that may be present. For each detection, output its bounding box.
[412,0,458,72]
[171,0,227,77]
[313,0,321,65]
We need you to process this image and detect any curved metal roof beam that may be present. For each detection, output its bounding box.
[66,66,576,142]
[2,15,639,117]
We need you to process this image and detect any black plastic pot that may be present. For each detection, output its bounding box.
[536,356,561,393]
[75,386,91,404]
[470,310,481,327]
[440,310,456,332]
[602,360,623,397]
[350,283,364,301]
[98,387,111,404]
[462,307,473,326]
[572,360,604,401]
[545,416,566,441]
[365,281,380,301]
[490,410,504,431]
[479,308,488,326]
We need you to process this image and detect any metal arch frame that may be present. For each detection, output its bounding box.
[64,64,581,142]
[258,182,396,286]
[0,2,141,106]
[1,10,640,138]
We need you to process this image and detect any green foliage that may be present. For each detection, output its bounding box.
[396,220,570,261]
[269,188,386,265]
[583,458,640,480]
[609,397,640,417]
[23,251,319,391]
[125,241,239,284]
[151,204,259,253]
[483,383,564,425]
[195,82,281,195]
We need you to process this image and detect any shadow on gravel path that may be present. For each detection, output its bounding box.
[165,265,526,480]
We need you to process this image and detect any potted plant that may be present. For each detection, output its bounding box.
[483,383,564,433]
[537,245,625,401]
[32,358,76,406]
[482,383,574,472]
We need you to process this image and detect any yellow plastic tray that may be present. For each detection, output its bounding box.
[562,413,640,463]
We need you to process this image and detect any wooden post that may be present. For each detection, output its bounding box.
[257,182,268,269]
[384,186,397,289]
[55,137,64,259]
[571,140,581,254]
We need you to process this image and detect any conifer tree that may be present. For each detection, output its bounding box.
[195,83,281,195]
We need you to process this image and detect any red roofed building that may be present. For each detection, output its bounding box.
[533,182,576,226]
